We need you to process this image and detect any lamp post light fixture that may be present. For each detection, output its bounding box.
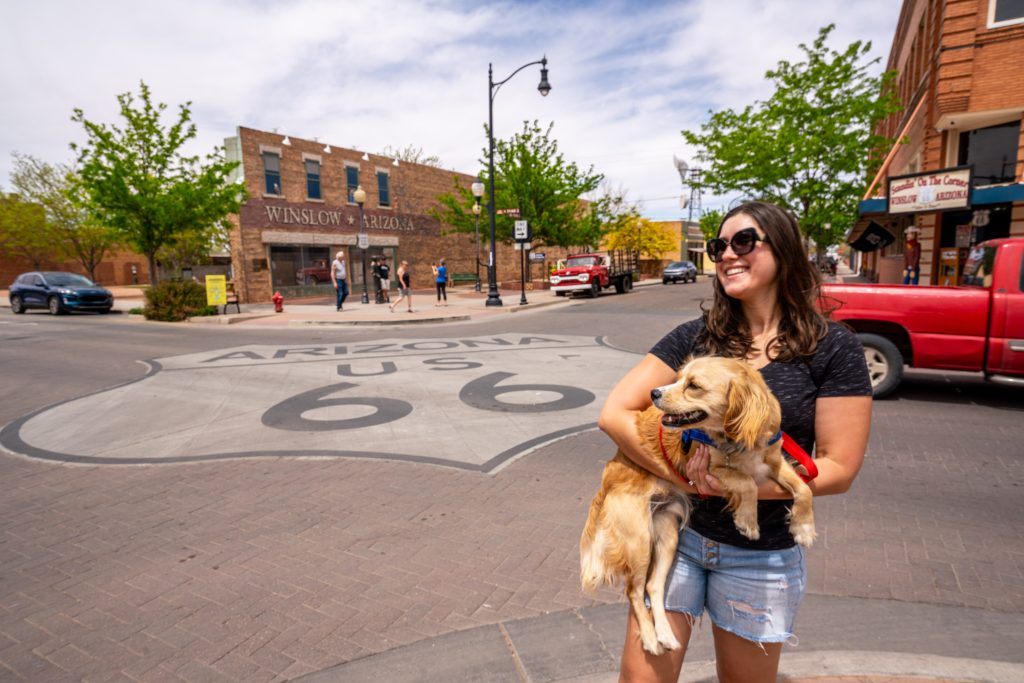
[471,178,485,292]
[353,185,369,304]
[485,56,551,307]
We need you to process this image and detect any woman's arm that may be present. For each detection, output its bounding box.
[689,395,872,499]
[804,395,871,496]
[598,353,699,488]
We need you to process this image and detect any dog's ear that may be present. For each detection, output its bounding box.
[723,366,780,449]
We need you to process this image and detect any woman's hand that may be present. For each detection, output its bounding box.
[685,444,722,497]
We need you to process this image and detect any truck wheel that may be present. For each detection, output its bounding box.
[614,277,625,294]
[858,333,903,399]
[623,277,632,292]
[588,281,599,298]
[554,291,566,297]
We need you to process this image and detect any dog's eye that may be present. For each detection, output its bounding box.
[687,381,701,391]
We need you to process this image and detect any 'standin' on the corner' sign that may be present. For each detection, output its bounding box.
[886,166,972,214]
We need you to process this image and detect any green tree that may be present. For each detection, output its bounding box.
[0,193,53,269]
[699,208,725,241]
[604,215,676,260]
[71,81,245,284]
[10,153,119,282]
[432,120,604,249]
[681,25,901,252]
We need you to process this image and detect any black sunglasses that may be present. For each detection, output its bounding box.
[706,227,769,263]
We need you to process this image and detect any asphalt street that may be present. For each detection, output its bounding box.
[0,280,1022,682]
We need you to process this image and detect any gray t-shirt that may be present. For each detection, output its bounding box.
[332,259,347,280]
[649,318,872,549]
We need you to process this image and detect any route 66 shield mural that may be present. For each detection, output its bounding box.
[1,335,640,473]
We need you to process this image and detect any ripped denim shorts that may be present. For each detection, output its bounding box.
[663,527,806,644]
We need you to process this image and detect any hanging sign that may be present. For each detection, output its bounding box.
[887,166,972,214]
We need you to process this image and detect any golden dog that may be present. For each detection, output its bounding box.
[580,356,815,655]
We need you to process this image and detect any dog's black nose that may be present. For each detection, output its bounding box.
[650,388,662,401]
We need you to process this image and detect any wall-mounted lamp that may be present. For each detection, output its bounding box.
[282,136,291,146]
[361,152,370,161]
[323,144,332,153]
[392,158,400,167]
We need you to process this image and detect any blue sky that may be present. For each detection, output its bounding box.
[0,0,903,221]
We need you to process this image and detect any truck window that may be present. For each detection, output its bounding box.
[961,246,996,288]
[567,256,598,267]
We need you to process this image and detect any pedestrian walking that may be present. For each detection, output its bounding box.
[599,201,872,683]
[330,251,348,311]
[389,260,413,313]
[378,257,391,303]
[433,258,448,306]
[372,257,384,304]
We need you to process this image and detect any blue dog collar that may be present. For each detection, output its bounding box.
[680,428,782,451]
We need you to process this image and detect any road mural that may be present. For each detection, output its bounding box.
[0,335,640,472]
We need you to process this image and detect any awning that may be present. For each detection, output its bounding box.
[859,182,1024,216]
[848,221,896,252]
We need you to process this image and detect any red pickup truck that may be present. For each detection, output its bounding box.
[824,238,1024,398]
[549,250,638,297]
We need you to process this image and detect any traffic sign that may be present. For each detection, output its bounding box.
[514,220,530,241]
[529,252,545,262]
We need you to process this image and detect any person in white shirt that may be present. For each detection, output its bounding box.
[330,251,348,311]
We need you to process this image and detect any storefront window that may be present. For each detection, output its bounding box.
[269,245,331,289]
[957,120,1021,186]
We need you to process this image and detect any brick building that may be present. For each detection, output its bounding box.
[849,0,1024,284]
[224,127,564,304]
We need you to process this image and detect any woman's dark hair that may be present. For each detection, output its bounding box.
[698,201,827,361]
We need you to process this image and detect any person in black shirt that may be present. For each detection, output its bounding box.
[598,201,871,682]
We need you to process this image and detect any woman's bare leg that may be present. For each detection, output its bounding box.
[619,610,691,682]
[711,625,782,683]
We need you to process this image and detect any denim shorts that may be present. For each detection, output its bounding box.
[663,527,806,644]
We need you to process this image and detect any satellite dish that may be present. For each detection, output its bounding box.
[673,155,688,173]
[680,196,690,209]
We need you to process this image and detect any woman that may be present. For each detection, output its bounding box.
[434,258,448,306]
[389,260,414,313]
[598,201,872,683]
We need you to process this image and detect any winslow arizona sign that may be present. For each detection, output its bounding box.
[1,335,639,473]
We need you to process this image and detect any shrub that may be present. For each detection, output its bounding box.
[143,280,211,321]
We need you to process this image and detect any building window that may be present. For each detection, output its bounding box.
[957,120,1021,186]
[377,170,390,207]
[263,152,281,195]
[346,166,359,203]
[305,159,321,200]
[989,0,1024,27]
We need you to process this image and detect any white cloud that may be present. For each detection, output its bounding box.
[0,0,902,220]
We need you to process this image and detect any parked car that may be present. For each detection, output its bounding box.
[662,260,698,284]
[296,260,330,285]
[549,251,638,297]
[8,271,114,315]
[823,238,1023,398]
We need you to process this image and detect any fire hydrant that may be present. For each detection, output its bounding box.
[272,291,284,313]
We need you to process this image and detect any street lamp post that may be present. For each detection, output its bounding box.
[471,178,484,292]
[486,56,551,307]
[354,186,369,304]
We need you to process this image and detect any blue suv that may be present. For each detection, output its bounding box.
[662,260,698,284]
[9,271,114,315]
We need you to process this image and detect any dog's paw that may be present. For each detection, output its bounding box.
[791,522,816,547]
[656,630,681,652]
[640,636,665,656]
[734,519,760,541]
